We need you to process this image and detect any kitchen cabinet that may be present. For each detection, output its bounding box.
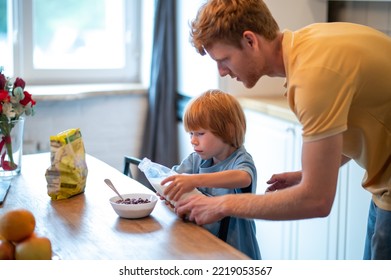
[244,108,370,260]
[293,161,369,260]
[244,109,300,259]
[336,160,371,259]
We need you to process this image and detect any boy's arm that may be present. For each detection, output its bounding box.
[162,170,252,202]
[192,169,252,189]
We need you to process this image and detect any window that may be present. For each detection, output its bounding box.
[2,0,143,85]
[0,0,12,74]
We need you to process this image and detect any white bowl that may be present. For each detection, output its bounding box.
[109,193,158,219]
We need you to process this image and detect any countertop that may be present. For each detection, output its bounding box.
[27,84,297,124]
[0,153,250,260]
[238,95,298,123]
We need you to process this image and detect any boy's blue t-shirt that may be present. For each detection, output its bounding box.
[173,146,261,260]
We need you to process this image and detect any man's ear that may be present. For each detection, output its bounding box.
[242,31,257,48]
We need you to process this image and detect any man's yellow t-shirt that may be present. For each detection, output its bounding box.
[282,22,391,210]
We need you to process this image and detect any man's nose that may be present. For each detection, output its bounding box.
[217,63,229,77]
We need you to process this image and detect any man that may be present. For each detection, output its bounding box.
[174,0,391,259]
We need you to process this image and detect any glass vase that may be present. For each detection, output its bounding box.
[0,117,24,181]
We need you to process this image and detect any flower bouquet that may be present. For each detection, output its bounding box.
[0,67,36,173]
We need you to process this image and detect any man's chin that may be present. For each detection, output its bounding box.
[236,78,257,89]
[242,81,257,89]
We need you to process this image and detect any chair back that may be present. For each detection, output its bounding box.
[123,156,155,192]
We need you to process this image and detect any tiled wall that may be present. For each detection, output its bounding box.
[328,1,391,36]
[24,94,148,172]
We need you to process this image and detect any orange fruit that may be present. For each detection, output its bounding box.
[0,209,36,242]
[0,234,6,241]
[0,238,16,260]
[15,235,52,260]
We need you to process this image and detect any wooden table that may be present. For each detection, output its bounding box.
[0,153,249,260]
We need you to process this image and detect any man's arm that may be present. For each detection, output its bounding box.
[176,133,343,224]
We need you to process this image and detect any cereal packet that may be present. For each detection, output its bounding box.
[45,128,88,200]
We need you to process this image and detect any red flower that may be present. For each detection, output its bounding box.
[0,74,6,89]
[19,91,36,107]
[14,77,26,89]
[0,70,36,172]
[0,89,10,102]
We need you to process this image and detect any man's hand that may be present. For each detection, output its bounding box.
[175,194,226,225]
[265,171,302,193]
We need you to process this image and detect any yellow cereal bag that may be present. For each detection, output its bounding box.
[45,128,88,200]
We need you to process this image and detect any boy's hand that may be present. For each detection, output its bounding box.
[161,174,197,202]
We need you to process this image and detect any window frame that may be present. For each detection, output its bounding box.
[12,0,142,85]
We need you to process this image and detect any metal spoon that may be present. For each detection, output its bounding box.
[104,179,125,201]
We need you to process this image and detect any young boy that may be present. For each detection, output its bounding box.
[161,89,261,260]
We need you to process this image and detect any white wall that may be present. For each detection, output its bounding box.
[140,0,154,86]
[177,0,328,98]
[176,0,328,159]
[176,0,219,97]
[220,0,328,96]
